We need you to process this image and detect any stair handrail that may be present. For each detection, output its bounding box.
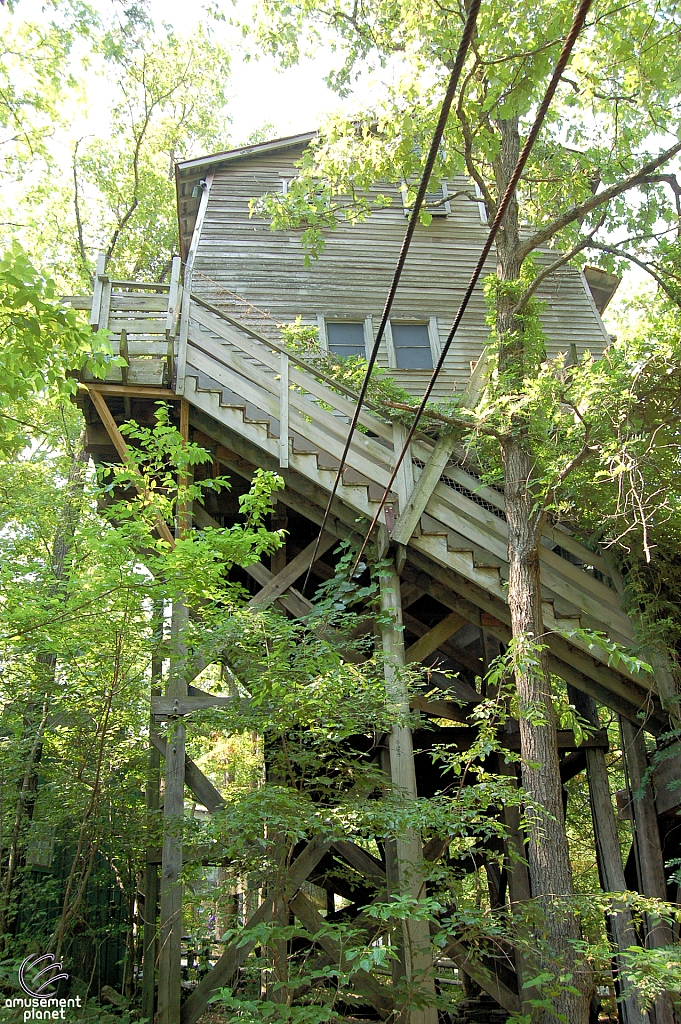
[189,292,395,423]
[188,291,613,590]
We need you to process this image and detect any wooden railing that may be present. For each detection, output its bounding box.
[72,270,637,664]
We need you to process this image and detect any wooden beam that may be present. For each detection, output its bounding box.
[401,557,667,733]
[180,835,333,1024]
[621,717,675,969]
[81,383,177,398]
[142,684,161,1022]
[567,689,649,1024]
[391,434,456,547]
[90,253,107,329]
[653,740,681,816]
[380,564,437,1024]
[445,941,519,1015]
[194,503,315,618]
[158,601,188,1024]
[391,349,490,548]
[87,387,176,548]
[248,533,337,609]
[402,610,482,674]
[150,729,225,813]
[331,840,386,884]
[289,890,393,1018]
[411,694,474,724]
[151,694,243,716]
[405,610,468,664]
[243,560,312,618]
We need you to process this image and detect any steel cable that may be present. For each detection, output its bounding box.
[302,0,483,593]
[351,0,595,575]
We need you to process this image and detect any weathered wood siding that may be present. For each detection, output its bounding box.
[191,143,610,398]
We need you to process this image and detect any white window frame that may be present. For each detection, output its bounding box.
[474,182,488,223]
[386,318,439,370]
[318,316,372,359]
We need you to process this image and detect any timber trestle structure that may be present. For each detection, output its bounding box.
[68,259,681,1024]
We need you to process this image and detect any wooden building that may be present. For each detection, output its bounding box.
[68,133,680,1024]
[177,132,613,396]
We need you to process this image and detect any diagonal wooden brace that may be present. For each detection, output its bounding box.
[180,835,333,1024]
[404,610,468,664]
[150,728,225,813]
[248,533,336,609]
[390,348,491,549]
[86,386,176,547]
[289,890,394,1018]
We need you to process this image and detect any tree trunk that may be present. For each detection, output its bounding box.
[495,117,590,1024]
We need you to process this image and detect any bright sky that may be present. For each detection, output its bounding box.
[154,0,349,145]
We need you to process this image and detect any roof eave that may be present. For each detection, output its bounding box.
[175,131,317,178]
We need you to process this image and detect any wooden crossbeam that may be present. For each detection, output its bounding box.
[331,840,386,884]
[401,559,667,733]
[86,387,176,547]
[405,610,468,664]
[248,533,336,609]
[180,835,333,1024]
[289,890,393,1018]
[150,729,225,813]
[194,503,315,617]
[82,383,177,398]
[151,694,242,717]
[410,695,476,724]
[402,611,482,674]
[246,560,312,618]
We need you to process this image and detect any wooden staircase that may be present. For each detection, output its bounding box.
[70,262,666,732]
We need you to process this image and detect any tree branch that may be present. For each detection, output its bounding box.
[516,138,681,262]
[514,215,606,314]
[587,241,681,307]
[456,66,497,219]
[382,398,503,439]
[72,138,90,285]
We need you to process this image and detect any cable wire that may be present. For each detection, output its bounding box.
[302,0,482,593]
[351,0,594,575]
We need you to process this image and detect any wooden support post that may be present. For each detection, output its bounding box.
[620,716,675,1024]
[119,329,129,386]
[176,173,213,396]
[90,253,107,330]
[157,601,188,1024]
[379,564,437,1024]
[279,352,289,469]
[142,688,161,1021]
[567,689,649,1024]
[270,501,288,576]
[166,256,182,385]
[177,399,191,538]
[143,600,164,1021]
[391,421,414,519]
